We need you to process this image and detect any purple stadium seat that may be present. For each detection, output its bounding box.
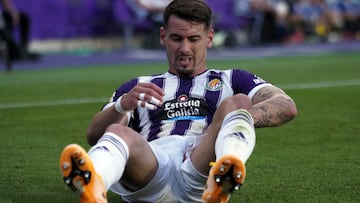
[6,0,249,43]
[207,0,248,31]
[112,0,151,49]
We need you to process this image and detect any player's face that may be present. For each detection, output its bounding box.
[160,15,214,77]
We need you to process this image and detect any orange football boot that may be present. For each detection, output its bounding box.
[202,155,246,203]
[60,144,107,203]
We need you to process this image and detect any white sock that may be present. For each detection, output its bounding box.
[88,132,129,190]
[215,109,256,164]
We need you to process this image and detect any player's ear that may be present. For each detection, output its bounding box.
[207,28,214,48]
[160,27,166,46]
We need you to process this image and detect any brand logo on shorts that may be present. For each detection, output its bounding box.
[206,79,223,91]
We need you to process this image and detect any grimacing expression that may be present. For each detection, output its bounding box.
[160,15,214,77]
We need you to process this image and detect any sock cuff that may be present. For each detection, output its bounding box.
[98,132,130,161]
[222,109,254,128]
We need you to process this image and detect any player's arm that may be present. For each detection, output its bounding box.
[249,85,297,128]
[86,82,164,145]
[86,105,129,146]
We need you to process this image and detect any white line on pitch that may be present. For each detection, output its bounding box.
[0,98,108,109]
[279,79,360,90]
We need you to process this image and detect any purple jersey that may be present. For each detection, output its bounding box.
[108,69,271,141]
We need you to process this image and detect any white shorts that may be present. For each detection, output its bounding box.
[109,135,207,203]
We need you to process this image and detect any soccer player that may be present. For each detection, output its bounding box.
[59,0,297,202]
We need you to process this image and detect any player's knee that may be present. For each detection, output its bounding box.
[105,124,140,147]
[234,94,252,110]
[106,124,133,138]
[219,94,252,113]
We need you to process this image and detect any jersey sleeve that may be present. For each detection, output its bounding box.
[101,78,138,111]
[111,78,138,102]
[231,69,272,98]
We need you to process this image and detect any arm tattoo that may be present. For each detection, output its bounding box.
[250,86,296,128]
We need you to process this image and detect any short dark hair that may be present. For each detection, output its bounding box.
[163,0,213,30]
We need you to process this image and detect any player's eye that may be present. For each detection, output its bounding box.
[170,35,183,42]
[189,37,200,42]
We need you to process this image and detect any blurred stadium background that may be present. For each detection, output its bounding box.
[0,1,360,202]
[1,0,360,71]
[2,0,360,54]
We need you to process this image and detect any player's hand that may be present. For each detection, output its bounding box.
[120,82,164,111]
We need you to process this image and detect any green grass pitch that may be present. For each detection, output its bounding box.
[0,52,359,202]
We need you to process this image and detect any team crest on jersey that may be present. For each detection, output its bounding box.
[206,78,223,91]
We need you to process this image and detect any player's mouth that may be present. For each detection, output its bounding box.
[177,55,193,67]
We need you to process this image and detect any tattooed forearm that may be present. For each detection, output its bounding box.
[251,105,271,127]
[252,86,280,104]
[250,86,297,128]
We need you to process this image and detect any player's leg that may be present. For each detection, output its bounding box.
[190,94,255,202]
[0,11,22,60]
[191,94,253,174]
[203,108,255,203]
[60,123,158,202]
[109,124,158,191]
[18,12,30,52]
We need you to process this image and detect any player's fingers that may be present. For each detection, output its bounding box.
[138,93,162,106]
[149,96,162,106]
[137,100,157,110]
[139,93,146,101]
